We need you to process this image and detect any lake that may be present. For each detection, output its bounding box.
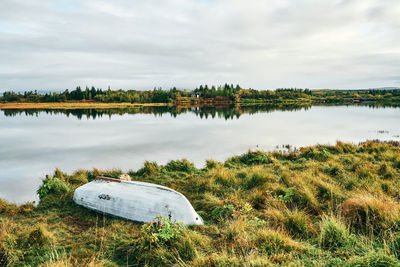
[1,104,399,203]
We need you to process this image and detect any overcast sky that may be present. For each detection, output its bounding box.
[1,0,399,91]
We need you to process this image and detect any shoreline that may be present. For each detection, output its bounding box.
[0,102,171,110]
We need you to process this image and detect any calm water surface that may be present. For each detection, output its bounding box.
[0,105,399,203]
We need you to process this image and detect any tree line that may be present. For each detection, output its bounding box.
[1,85,400,103]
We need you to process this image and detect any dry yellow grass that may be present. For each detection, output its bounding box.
[342,194,400,234]
[0,102,169,110]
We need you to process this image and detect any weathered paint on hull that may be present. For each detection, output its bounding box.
[73,179,203,225]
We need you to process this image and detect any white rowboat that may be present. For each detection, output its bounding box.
[73,176,203,225]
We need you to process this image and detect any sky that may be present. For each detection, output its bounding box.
[0,0,400,92]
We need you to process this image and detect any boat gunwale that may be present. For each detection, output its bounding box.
[94,176,181,195]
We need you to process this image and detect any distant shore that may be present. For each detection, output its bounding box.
[1,99,399,110]
[0,100,311,110]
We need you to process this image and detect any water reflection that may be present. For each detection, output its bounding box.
[1,103,313,120]
[3,103,399,120]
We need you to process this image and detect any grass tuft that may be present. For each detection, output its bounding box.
[319,215,353,251]
[342,194,400,235]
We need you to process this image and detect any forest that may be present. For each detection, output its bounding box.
[1,84,400,104]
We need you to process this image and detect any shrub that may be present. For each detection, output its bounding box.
[136,161,161,176]
[131,216,185,261]
[37,176,70,200]
[226,151,272,166]
[53,168,65,179]
[165,159,196,173]
[68,169,89,184]
[144,216,183,243]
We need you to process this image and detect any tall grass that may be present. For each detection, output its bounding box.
[1,141,400,266]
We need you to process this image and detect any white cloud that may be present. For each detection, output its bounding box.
[0,0,399,91]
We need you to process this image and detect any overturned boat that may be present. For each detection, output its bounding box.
[73,176,203,225]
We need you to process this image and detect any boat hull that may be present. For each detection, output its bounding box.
[73,179,203,225]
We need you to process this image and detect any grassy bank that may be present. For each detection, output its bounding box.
[1,141,400,266]
[0,102,169,110]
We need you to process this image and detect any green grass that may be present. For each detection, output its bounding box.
[1,141,400,266]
